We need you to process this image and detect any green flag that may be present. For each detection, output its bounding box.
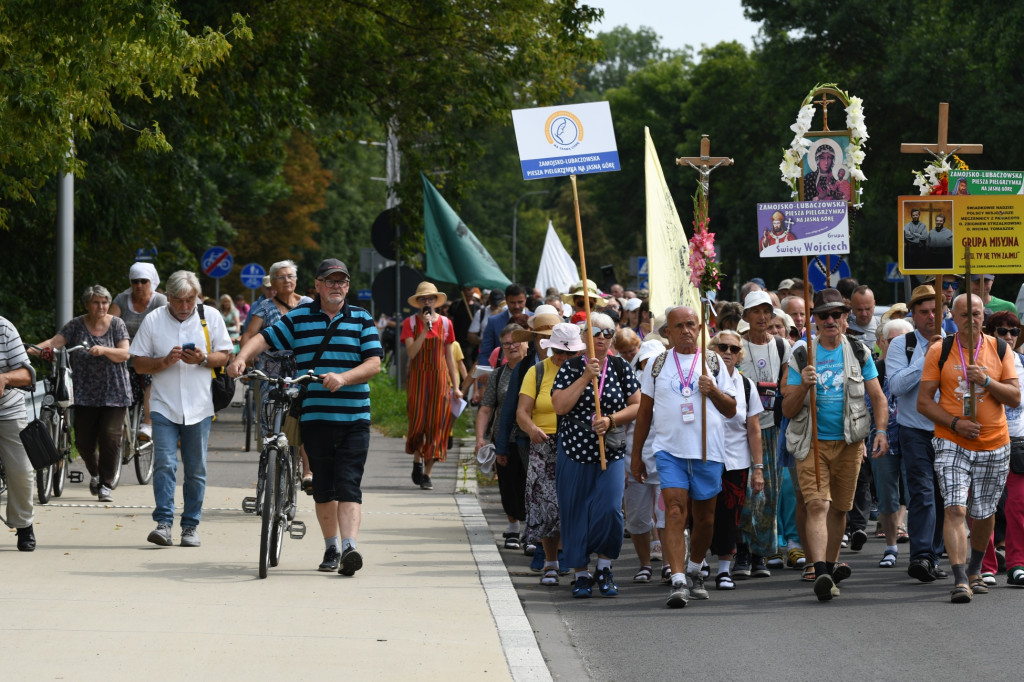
[422,173,511,289]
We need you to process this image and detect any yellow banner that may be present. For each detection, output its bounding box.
[644,128,704,321]
[898,195,1024,275]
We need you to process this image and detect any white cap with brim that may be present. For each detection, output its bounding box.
[635,339,666,367]
[743,290,774,311]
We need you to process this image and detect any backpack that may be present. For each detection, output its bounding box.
[650,349,720,396]
[903,331,1006,369]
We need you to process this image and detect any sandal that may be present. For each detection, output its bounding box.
[661,564,673,584]
[633,566,653,583]
[832,562,852,584]
[301,476,314,496]
[897,526,910,544]
[786,547,806,569]
[650,542,663,562]
[801,565,816,582]
[968,576,989,595]
[716,572,735,590]
[1007,566,1024,586]
[540,569,559,586]
[502,532,521,550]
[950,584,973,603]
[766,553,785,569]
[878,549,898,568]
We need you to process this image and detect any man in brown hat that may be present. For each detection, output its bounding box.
[887,284,949,583]
[781,288,889,601]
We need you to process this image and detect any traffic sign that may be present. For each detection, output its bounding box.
[201,246,233,279]
[134,246,157,262]
[637,257,648,277]
[885,262,904,283]
[240,263,266,289]
[806,254,850,292]
[357,288,372,301]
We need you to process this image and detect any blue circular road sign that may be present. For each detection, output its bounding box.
[806,254,851,292]
[240,263,266,290]
[201,246,233,279]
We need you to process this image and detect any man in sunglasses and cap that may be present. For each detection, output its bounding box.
[781,288,889,601]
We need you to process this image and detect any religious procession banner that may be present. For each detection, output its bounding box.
[898,195,1024,275]
[755,201,850,258]
[511,101,619,180]
[422,173,511,290]
[947,170,1024,195]
[643,127,703,318]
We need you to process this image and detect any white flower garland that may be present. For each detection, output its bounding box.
[779,85,868,208]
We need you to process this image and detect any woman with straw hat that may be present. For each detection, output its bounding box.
[402,281,461,491]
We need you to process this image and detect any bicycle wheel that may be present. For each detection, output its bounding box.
[269,450,288,568]
[243,388,253,452]
[108,416,123,490]
[259,447,278,579]
[36,463,53,504]
[134,439,154,485]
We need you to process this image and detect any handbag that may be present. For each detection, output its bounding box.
[1010,436,1024,476]
[197,304,236,413]
[20,393,62,469]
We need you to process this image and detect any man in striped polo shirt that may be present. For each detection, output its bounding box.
[230,259,382,576]
[0,316,38,551]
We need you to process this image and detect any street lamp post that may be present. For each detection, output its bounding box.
[511,190,551,283]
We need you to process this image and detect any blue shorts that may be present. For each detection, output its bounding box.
[654,451,724,501]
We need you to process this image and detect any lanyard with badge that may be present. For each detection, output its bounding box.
[673,349,700,423]
[956,334,982,417]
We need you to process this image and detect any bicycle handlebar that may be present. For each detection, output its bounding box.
[238,369,324,387]
[25,343,90,362]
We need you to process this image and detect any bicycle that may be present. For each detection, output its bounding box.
[27,344,88,502]
[240,377,258,452]
[114,394,154,487]
[240,369,320,578]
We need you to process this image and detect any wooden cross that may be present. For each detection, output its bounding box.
[900,102,984,162]
[813,92,837,131]
[676,134,733,197]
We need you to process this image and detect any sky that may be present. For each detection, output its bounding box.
[589,0,760,53]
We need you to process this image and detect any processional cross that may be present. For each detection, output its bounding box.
[676,134,733,197]
[812,92,836,131]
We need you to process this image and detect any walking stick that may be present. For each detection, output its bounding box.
[701,299,708,462]
[803,257,821,491]
[964,247,976,419]
[570,174,607,470]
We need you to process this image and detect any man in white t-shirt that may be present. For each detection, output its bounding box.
[631,306,737,608]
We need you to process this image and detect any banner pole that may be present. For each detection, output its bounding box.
[934,275,944,338]
[964,247,975,419]
[803,256,821,491]
[570,174,607,470]
[701,299,708,462]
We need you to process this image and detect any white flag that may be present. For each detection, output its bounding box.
[534,221,580,296]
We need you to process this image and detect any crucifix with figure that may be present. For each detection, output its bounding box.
[676,134,733,197]
[900,102,984,335]
[813,92,837,131]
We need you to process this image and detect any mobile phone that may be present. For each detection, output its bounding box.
[182,343,196,351]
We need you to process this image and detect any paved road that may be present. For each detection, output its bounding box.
[477,476,1024,680]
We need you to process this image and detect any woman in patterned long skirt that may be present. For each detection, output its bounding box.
[402,281,462,491]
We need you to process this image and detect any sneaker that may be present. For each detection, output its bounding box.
[524,543,536,556]
[595,567,619,596]
[572,575,594,598]
[139,422,153,441]
[666,582,690,608]
[420,475,433,490]
[98,485,113,503]
[813,573,836,601]
[411,461,423,485]
[981,573,997,586]
[319,547,341,571]
[89,476,100,496]
[147,524,173,547]
[733,551,752,580]
[339,547,363,576]
[908,558,937,583]
[180,527,200,547]
[687,572,709,599]
[751,556,771,578]
[849,529,868,551]
[557,550,571,575]
[1006,566,1024,586]
[530,545,546,573]
[650,541,663,562]
[841,533,849,548]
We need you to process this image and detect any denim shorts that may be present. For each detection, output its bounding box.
[654,451,724,501]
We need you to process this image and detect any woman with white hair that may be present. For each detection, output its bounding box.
[552,313,641,598]
[32,285,132,501]
[110,262,166,438]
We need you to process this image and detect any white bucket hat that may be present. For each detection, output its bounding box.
[540,322,586,352]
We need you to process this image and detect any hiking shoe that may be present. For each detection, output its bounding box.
[751,556,771,578]
[89,476,100,496]
[97,485,113,503]
[688,572,709,599]
[411,461,423,485]
[147,524,173,547]
[420,475,433,490]
[319,547,341,571]
[849,529,868,552]
[666,582,690,608]
[814,573,836,601]
[595,567,618,596]
[180,527,201,547]
[16,525,36,552]
[572,575,594,598]
[339,547,363,576]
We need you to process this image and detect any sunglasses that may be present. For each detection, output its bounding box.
[817,310,846,321]
[716,343,741,354]
[589,327,615,339]
[996,327,1020,337]
[942,281,959,290]
[130,279,149,285]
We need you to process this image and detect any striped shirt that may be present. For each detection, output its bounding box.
[261,299,382,424]
[0,316,30,420]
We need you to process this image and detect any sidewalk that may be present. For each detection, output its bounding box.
[0,416,548,681]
